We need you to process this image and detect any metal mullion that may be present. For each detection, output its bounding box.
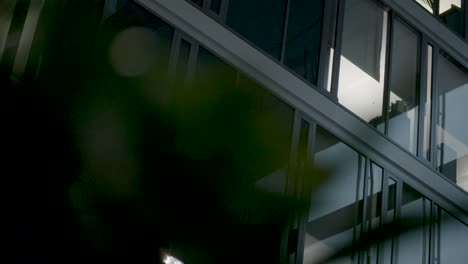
[359,158,369,264]
[279,0,291,64]
[378,170,390,264]
[280,109,302,263]
[317,0,336,91]
[329,0,346,100]
[286,110,303,196]
[168,30,182,77]
[393,178,403,264]
[418,34,427,159]
[465,0,468,42]
[428,201,435,264]
[295,120,317,264]
[430,46,440,168]
[423,199,432,264]
[219,0,229,23]
[383,11,394,136]
[202,0,210,9]
[434,0,440,16]
[186,42,199,86]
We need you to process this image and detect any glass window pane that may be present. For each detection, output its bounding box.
[439,0,464,36]
[226,0,287,60]
[283,0,324,85]
[210,0,222,14]
[303,127,363,263]
[398,183,427,264]
[436,53,468,191]
[337,0,388,129]
[387,19,419,155]
[439,209,468,263]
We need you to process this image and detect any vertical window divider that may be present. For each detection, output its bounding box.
[329,0,345,100]
[378,170,389,264]
[219,0,229,23]
[418,35,428,159]
[281,109,303,263]
[383,11,394,136]
[393,178,403,263]
[360,157,370,264]
[464,0,468,42]
[294,120,317,264]
[434,0,440,16]
[279,0,291,64]
[430,45,440,168]
[317,0,336,91]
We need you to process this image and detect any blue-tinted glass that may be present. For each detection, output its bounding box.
[303,127,363,263]
[226,0,287,60]
[284,0,324,85]
[387,19,419,155]
[436,53,468,191]
[440,210,468,263]
[398,183,426,263]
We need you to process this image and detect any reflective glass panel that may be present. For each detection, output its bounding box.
[439,0,464,36]
[436,53,468,191]
[387,19,419,155]
[284,0,324,85]
[439,209,468,263]
[303,127,363,263]
[398,183,427,263]
[337,0,388,128]
[226,0,287,60]
[210,0,222,14]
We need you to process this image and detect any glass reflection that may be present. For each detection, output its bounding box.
[284,0,324,85]
[439,209,468,263]
[226,0,287,60]
[337,0,388,128]
[436,53,468,191]
[303,127,363,263]
[439,0,464,36]
[398,183,427,263]
[387,19,419,155]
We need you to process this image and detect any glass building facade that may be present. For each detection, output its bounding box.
[2,0,468,263]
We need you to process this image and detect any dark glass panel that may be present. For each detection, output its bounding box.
[398,183,426,263]
[210,0,222,14]
[337,0,388,127]
[387,19,419,155]
[302,127,363,263]
[436,52,468,191]
[226,0,287,60]
[283,0,324,85]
